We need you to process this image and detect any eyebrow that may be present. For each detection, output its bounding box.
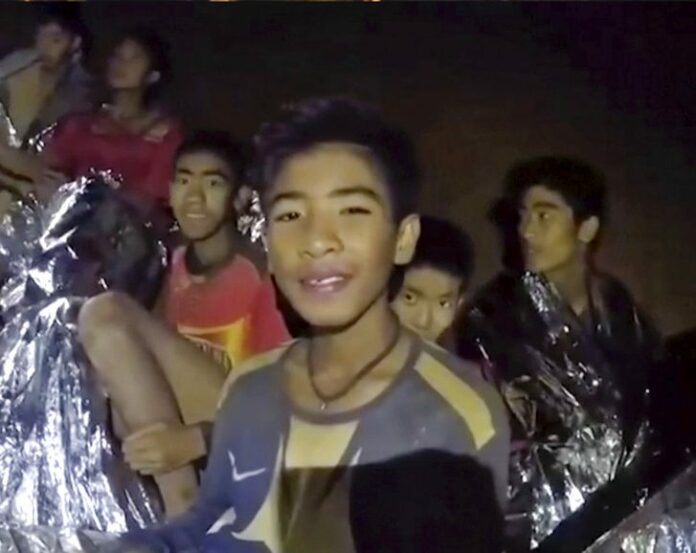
[175,168,230,180]
[529,201,561,211]
[270,185,384,207]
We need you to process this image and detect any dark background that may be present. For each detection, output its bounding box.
[1,2,694,336]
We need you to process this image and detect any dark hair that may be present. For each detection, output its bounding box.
[505,156,607,224]
[35,4,91,55]
[389,215,474,299]
[175,130,247,185]
[350,450,504,553]
[253,97,420,222]
[114,28,172,104]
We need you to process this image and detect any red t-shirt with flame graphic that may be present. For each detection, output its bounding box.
[165,248,290,372]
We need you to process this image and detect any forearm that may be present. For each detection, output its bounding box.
[0,143,43,183]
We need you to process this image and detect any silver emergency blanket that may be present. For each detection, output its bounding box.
[0,174,167,546]
[463,272,657,550]
[236,187,266,248]
[585,462,696,553]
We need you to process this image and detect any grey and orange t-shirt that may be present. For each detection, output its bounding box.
[125,337,510,553]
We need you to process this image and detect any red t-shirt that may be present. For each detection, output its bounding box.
[165,248,290,372]
[45,110,183,202]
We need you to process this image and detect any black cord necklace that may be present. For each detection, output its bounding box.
[307,319,402,411]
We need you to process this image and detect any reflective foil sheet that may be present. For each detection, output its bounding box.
[0,174,166,541]
[236,187,266,248]
[462,272,657,550]
[585,462,696,553]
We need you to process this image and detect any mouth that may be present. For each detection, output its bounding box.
[299,271,352,296]
[183,212,208,220]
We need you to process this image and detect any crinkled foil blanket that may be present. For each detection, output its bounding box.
[0,176,168,551]
[467,273,650,548]
[585,462,696,553]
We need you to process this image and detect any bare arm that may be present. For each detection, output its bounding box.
[0,143,44,184]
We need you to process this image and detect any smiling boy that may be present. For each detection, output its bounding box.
[79,131,288,517]
[117,98,509,553]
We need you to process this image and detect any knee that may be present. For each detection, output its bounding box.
[78,291,134,354]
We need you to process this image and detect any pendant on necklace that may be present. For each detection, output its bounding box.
[320,401,327,411]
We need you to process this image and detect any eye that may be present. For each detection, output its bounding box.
[175,176,190,186]
[206,178,224,188]
[341,206,371,215]
[274,211,300,223]
[402,292,417,305]
[439,299,453,309]
[538,210,551,222]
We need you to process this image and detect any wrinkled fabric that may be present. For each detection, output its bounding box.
[461,272,660,551]
[0,174,167,538]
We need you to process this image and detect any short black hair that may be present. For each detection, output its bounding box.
[253,97,420,222]
[175,130,247,185]
[35,4,91,55]
[390,215,474,299]
[350,450,504,553]
[115,28,172,104]
[505,156,607,224]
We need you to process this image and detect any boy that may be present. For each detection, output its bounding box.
[0,4,93,188]
[78,131,289,517]
[461,157,664,552]
[116,97,509,553]
[391,214,473,345]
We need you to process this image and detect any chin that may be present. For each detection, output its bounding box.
[294,309,356,331]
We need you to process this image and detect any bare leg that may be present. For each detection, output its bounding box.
[78,292,227,516]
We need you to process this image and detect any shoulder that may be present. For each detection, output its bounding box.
[144,113,182,144]
[55,111,99,134]
[218,341,294,408]
[0,49,37,82]
[166,246,189,282]
[413,340,508,450]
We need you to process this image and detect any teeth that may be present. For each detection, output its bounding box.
[310,276,344,286]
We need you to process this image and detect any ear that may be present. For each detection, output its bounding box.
[393,214,420,266]
[70,37,83,62]
[147,71,161,85]
[578,215,600,245]
[71,36,82,53]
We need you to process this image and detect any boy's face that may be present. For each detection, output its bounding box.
[266,143,419,329]
[35,23,76,69]
[170,151,235,241]
[392,265,463,342]
[518,185,596,276]
[107,39,155,91]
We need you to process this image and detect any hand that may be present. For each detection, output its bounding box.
[123,422,206,475]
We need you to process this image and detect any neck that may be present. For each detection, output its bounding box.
[39,60,67,77]
[111,89,146,120]
[545,255,590,315]
[191,222,239,270]
[309,295,399,378]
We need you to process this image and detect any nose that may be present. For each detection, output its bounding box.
[183,181,206,202]
[301,214,341,258]
[518,212,535,242]
[412,304,433,331]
